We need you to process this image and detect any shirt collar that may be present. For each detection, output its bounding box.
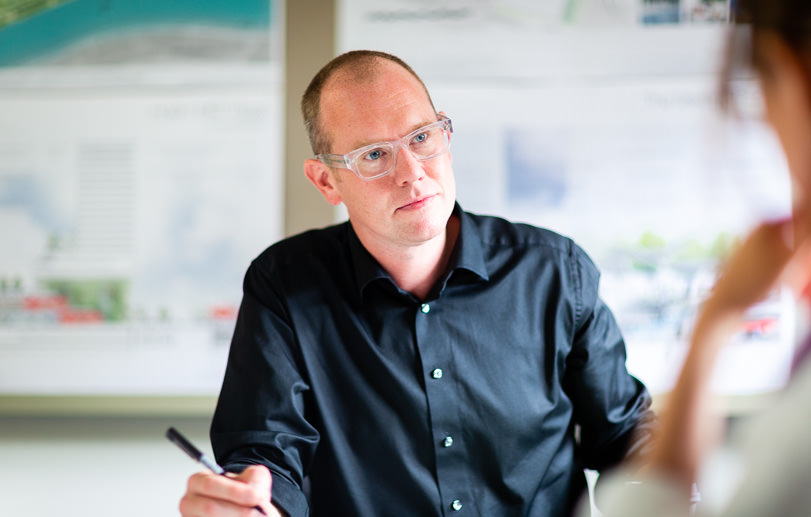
[348,203,490,299]
[451,203,489,282]
[347,223,390,297]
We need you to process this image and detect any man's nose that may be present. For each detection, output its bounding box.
[391,145,425,185]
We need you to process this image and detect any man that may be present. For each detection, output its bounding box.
[180,50,655,517]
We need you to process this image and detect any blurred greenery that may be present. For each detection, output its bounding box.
[0,0,74,30]
[42,278,129,321]
[638,231,666,250]
[615,230,739,274]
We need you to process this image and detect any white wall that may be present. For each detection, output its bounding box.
[0,416,210,517]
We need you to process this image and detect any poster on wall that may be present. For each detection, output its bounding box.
[338,0,733,82]
[0,0,283,395]
[339,0,796,396]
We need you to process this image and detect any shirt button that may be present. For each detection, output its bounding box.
[420,303,430,314]
[443,436,454,448]
[431,368,443,379]
[451,499,463,511]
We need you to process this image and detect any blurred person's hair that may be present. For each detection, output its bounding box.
[720,0,811,111]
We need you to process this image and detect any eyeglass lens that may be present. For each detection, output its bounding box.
[355,123,449,178]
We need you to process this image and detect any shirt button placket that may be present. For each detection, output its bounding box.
[417,300,467,514]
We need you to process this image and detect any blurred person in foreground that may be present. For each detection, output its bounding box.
[588,1,811,516]
[177,49,656,517]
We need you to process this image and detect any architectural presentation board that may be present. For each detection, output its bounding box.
[0,0,283,396]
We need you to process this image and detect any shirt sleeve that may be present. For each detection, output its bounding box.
[210,260,317,517]
[561,242,657,471]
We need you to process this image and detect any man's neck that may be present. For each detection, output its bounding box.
[362,214,460,301]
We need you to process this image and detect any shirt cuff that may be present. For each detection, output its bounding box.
[269,469,309,517]
[224,462,309,517]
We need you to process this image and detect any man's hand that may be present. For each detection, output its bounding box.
[179,464,282,517]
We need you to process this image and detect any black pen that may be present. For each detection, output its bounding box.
[166,426,268,516]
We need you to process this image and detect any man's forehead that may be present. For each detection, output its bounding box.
[321,73,432,121]
[323,59,427,101]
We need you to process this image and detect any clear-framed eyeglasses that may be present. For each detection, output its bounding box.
[316,114,453,180]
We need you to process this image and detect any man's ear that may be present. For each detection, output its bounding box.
[304,159,343,206]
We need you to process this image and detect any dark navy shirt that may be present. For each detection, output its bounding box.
[211,205,655,517]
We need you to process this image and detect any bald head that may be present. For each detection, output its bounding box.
[301,50,436,155]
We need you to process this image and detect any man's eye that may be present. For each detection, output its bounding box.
[363,148,385,161]
[412,132,429,144]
